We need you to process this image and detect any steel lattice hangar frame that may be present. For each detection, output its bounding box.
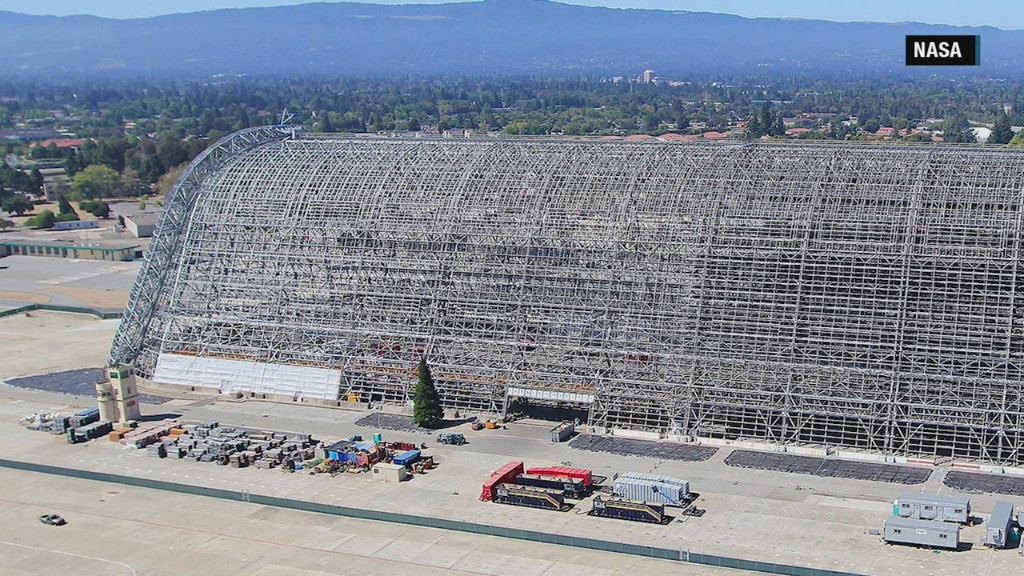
[111,127,1024,464]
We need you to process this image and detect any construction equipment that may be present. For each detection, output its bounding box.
[589,496,669,524]
[493,484,567,511]
[514,474,586,499]
[480,461,525,501]
[526,466,593,490]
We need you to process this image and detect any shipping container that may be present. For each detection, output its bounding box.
[514,474,586,498]
[481,461,525,501]
[883,517,959,550]
[984,502,1015,548]
[393,449,421,467]
[619,472,689,498]
[589,496,668,524]
[494,484,566,511]
[895,493,971,524]
[525,466,592,488]
[613,477,686,505]
[549,421,575,442]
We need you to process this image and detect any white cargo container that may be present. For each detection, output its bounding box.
[612,477,686,505]
[618,472,689,497]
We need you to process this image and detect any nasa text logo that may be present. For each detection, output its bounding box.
[906,35,979,66]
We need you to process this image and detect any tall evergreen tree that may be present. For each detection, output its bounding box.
[748,109,761,138]
[991,110,1013,144]
[760,100,772,136]
[412,357,443,428]
[57,195,77,217]
[318,110,334,133]
[773,112,785,136]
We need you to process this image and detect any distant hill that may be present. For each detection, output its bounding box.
[0,0,1021,77]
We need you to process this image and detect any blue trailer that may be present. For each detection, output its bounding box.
[392,449,421,467]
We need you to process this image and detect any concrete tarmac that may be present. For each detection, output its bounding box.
[1,386,1022,576]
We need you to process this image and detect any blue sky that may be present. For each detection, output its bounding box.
[0,1,1019,30]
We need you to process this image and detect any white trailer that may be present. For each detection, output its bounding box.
[883,517,959,550]
[895,493,971,524]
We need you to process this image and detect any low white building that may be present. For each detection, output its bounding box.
[124,213,159,238]
[372,462,408,483]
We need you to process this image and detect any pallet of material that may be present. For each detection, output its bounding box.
[121,419,180,448]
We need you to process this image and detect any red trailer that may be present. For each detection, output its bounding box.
[526,466,593,488]
[480,460,525,501]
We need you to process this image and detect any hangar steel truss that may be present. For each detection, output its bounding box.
[111,134,1024,464]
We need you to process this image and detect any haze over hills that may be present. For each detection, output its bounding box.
[0,0,1021,77]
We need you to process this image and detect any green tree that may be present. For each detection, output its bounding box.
[772,112,785,136]
[991,110,1013,145]
[0,218,13,231]
[71,165,119,200]
[1009,133,1024,148]
[79,200,110,218]
[64,153,82,177]
[317,110,334,133]
[748,109,761,138]
[2,195,33,216]
[942,114,977,143]
[156,163,188,197]
[58,195,77,217]
[29,167,43,193]
[139,195,149,211]
[412,357,443,429]
[117,167,149,197]
[156,136,189,170]
[25,209,55,229]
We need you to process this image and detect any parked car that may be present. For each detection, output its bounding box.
[38,514,66,526]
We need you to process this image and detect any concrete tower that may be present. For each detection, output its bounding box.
[108,365,142,422]
[95,379,118,422]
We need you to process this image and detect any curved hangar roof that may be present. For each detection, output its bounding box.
[112,132,1024,462]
